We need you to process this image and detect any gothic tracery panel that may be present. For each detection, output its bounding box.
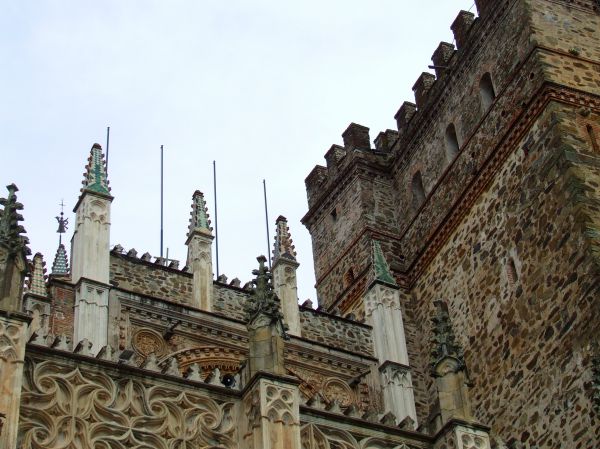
[18,358,237,449]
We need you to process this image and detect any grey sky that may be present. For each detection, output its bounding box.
[1,1,474,304]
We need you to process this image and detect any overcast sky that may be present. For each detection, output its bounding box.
[1,0,474,304]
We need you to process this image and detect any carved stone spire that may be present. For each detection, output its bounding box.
[0,184,30,312]
[271,216,301,336]
[272,216,296,264]
[371,240,396,286]
[0,184,30,256]
[28,253,47,297]
[186,190,214,311]
[81,143,110,196]
[431,300,465,372]
[51,244,69,275]
[71,144,113,354]
[187,190,212,237]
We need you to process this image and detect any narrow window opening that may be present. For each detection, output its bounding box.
[506,257,518,290]
[479,73,496,111]
[445,124,460,162]
[330,208,338,222]
[587,124,599,153]
[411,171,426,211]
[344,268,355,288]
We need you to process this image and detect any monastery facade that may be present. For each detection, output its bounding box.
[0,0,599,448]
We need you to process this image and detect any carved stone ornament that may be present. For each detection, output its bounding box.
[300,423,415,449]
[18,359,237,448]
[131,328,168,358]
[264,383,297,425]
[322,378,355,408]
[172,346,243,378]
[455,427,491,449]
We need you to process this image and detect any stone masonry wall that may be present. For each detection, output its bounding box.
[299,307,374,357]
[48,282,75,337]
[412,102,600,447]
[109,254,193,305]
[213,284,247,321]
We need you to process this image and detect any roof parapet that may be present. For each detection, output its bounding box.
[324,144,347,173]
[474,0,493,18]
[305,165,329,208]
[374,130,399,153]
[412,72,436,109]
[431,42,456,77]
[451,11,475,49]
[394,102,417,133]
[342,123,371,150]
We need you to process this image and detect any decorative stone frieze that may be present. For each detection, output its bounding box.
[242,376,301,449]
[380,362,418,428]
[19,357,238,448]
[0,313,29,449]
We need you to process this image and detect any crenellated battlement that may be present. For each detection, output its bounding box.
[304,0,600,304]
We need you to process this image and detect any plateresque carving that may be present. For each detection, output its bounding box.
[131,327,168,357]
[300,423,415,449]
[18,359,237,449]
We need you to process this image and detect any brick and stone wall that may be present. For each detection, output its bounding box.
[411,102,600,446]
[48,282,75,337]
[302,0,600,446]
[109,254,193,305]
[299,307,374,357]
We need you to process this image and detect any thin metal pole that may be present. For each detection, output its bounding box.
[213,161,220,278]
[263,179,271,269]
[105,126,110,171]
[160,145,164,258]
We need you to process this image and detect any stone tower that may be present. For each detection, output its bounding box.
[70,143,112,353]
[303,0,600,445]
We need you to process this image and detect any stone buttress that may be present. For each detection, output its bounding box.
[70,143,113,353]
[271,216,301,336]
[0,184,31,448]
[364,240,418,427]
[241,256,301,449]
[185,190,214,311]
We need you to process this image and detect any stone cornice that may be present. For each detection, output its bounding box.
[300,406,433,444]
[119,292,248,347]
[25,344,239,399]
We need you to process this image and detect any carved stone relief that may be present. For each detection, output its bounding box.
[0,316,27,448]
[131,327,168,358]
[288,366,372,412]
[322,378,355,408]
[172,346,243,379]
[300,423,416,449]
[455,428,491,449]
[18,358,237,449]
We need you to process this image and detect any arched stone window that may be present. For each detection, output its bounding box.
[411,171,426,211]
[479,72,496,111]
[445,124,460,162]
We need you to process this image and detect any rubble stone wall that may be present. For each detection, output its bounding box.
[109,254,193,305]
[412,102,600,446]
[299,308,374,357]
